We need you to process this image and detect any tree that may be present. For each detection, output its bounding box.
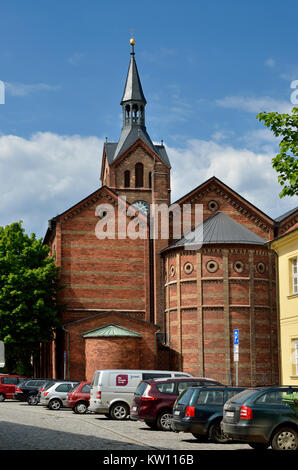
[257,106,298,197]
[0,222,63,375]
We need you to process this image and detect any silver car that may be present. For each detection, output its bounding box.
[39,380,79,410]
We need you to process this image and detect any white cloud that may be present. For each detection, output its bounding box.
[167,139,297,218]
[265,58,276,68]
[67,53,84,66]
[0,132,296,239]
[5,82,60,97]
[216,95,292,114]
[0,132,103,236]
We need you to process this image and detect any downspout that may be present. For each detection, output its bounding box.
[62,325,70,379]
[154,328,161,369]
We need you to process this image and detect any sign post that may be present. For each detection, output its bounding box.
[233,329,239,386]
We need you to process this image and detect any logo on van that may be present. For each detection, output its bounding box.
[116,374,128,386]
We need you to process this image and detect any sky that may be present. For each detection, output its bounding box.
[0,0,297,238]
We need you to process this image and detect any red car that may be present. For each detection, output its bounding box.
[130,377,222,431]
[0,375,27,401]
[65,381,91,414]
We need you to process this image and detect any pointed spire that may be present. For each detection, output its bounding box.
[121,36,146,106]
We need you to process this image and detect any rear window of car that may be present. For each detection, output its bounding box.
[135,381,148,397]
[81,384,91,393]
[228,389,257,403]
[197,390,225,405]
[176,388,194,405]
[70,383,80,393]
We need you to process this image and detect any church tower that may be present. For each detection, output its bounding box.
[100,38,171,213]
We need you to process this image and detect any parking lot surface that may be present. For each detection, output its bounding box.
[0,400,250,451]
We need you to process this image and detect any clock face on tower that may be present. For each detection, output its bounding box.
[132,200,149,216]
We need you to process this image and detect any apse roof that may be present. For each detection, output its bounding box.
[82,324,142,338]
[164,211,267,251]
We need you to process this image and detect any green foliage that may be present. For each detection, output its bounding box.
[0,222,63,374]
[257,107,298,197]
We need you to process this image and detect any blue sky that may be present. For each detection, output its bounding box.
[0,0,297,237]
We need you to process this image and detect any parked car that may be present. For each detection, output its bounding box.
[221,385,298,450]
[65,381,91,414]
[171,386,245,443]
[130,377,222,431]
[0,375,27,401]
[38,380,79,410]
[14,378,53,404]
[89,369,192,420]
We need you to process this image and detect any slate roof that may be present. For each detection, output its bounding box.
[275,206,298,222]
[164,211,267,251]
[82,324,142,338]
[121,52,147,105]
[104,135,171,167]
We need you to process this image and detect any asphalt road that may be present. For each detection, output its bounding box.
[0,400,250,451]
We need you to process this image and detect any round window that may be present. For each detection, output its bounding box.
[208,200,219,212]
[257,262,266,274]
[206,260,219,273]
[183,262,194,275]
[234,261,244,273]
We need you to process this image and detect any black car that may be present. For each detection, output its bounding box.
[221,386,298,450]
[171,386,245,443]
[14,379,55,404]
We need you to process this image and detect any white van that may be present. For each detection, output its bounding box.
[88,369,192,420]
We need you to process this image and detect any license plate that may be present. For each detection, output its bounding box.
[226,411,234,417]
[131,406,137,411]
[174,410,180,415]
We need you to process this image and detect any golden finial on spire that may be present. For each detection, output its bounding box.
[130,29,135,47]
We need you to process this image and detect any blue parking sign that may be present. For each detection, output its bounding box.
[233,329,239,345]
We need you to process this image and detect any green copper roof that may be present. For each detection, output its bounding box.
[82,324,142,338]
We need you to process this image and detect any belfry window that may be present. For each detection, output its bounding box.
[124,170,130,188]
[135,162,144,188]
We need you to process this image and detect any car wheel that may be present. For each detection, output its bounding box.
[0,393,5,402]
[74,401,88,414]
[144,419,158,430]
[191,433,209,442]
[271,427,298,451]
[248,442,270,450]
[48,398,62,410]
[209,421,230,443]
[27,394,38,405]
[157,411,172,431]
[110,403,129,420]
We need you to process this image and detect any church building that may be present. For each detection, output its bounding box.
[42,39,298,387]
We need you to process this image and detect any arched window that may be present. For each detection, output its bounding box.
[124,170,130,188]
[135,162,144,188]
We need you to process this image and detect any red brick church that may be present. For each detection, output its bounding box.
[41,40,298,386]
